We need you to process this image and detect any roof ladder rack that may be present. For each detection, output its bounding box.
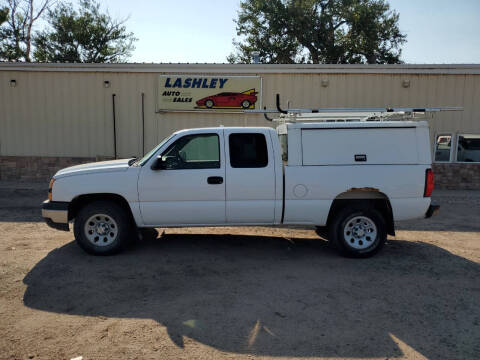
[246,94,463,122]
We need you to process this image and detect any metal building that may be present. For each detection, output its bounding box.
[0,63,479,188]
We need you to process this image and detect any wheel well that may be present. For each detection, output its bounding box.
[68,193,134,224]
[327,191,395,236]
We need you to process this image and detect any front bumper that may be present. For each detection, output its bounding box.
[425,204,440,218]
[42,200,70,231]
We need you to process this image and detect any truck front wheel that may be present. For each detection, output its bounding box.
[329,206,386,258]
[73,200,133,255]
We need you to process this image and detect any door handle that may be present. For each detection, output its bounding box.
[207,176,223,184]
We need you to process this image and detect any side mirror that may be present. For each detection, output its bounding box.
[150,156,166,170]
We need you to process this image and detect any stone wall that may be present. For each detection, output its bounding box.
[432,163,480,190]
[0,156,96,182]
[1,156,479,190]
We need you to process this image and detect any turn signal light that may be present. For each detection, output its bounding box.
[424,169,434,197]
[48,178,55,201]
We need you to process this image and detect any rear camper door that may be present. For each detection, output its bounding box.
[301,127,419,165]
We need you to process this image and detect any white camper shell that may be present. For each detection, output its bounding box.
[281,120,431,166]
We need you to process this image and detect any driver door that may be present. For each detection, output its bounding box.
[138,130,226,225]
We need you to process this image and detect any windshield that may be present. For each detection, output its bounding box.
[135,134,175,166]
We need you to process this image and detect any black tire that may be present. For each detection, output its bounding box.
[205,99,214,108]
[241,100,251,109]
[328,206,386,258]
[73,200,133,255]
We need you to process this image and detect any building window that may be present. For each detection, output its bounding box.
[434,134,452,162]
[456,134,480,163]
[229,133,268,168]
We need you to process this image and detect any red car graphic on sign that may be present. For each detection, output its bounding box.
[196,89,258,109]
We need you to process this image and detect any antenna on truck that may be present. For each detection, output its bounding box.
[248,93,463,122]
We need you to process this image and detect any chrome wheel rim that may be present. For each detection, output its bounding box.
[84,213,118,246]
[242,100,250,108]
[343,216,377,250]
[205,100,213,108]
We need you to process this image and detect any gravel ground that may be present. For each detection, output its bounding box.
[0,182,479,360]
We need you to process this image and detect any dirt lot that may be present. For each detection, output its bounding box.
[0,182,479,360]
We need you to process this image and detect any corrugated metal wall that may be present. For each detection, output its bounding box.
[1,67,479,158]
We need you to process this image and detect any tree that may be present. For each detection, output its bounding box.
[0,0,52,61]
[34,0,136,63]
[228,0,406,64]
[227,1,303,64]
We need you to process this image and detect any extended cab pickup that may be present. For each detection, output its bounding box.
[42,120,439,257]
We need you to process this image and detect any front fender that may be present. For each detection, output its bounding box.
[52,168,143,226]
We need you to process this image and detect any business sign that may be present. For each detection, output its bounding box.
[157,75,261,111]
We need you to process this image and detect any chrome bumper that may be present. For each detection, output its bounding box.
[42,200,69,231]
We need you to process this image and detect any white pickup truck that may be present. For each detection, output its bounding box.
[42,119,439,257]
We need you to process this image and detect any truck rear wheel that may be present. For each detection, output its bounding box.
[73,200,133,255]
[329,206,386,258]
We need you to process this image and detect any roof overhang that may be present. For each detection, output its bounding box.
[1,62,480,75]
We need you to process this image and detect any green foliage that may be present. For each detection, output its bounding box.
[0,1,26,61]
[227,1,303,64]
[0,24,22,62]
[228,0,407,64]
[0,7,8,25]
[34,0,137,63]
[1,0,53,62]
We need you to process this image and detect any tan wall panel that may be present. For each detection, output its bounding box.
[0,69,478,158]
[0,71,118,157]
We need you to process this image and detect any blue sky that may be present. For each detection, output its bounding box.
[99,0,480,64]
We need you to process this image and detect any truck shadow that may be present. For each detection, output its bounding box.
[23,233,479,359]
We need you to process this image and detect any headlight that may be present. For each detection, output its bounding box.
[48,178,55,201]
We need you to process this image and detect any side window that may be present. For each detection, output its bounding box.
[434,134,452,162]
[229,133,268,168]
[456,134,480,163]
[161,134,220,169]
